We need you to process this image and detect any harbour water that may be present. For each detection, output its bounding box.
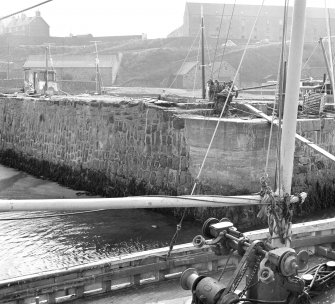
[0,165,201,280]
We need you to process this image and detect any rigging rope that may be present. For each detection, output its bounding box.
[216,0,236,80]
[301,43,319,72]
[210,4,225,79]
[275,0,289,192]
[166,0,265,259]
[168,28,201,89]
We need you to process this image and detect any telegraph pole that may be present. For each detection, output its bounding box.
[91,41,102,95]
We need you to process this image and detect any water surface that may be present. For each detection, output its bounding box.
[0,166,200,280]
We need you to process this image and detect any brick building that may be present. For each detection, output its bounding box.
[2,11,49,37]
[23,54,123,86]
[169,2,335,43]
[170,60,239,89]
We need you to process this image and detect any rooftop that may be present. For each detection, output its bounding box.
[24,54,120,69]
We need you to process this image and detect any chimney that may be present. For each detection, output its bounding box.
[36,11,41,17]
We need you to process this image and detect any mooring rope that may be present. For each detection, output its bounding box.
[166,0,265,259]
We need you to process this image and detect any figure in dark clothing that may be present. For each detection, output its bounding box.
[213,80,238,116]
[207,79,215,101]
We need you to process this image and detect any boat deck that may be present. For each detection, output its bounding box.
[69,256,332,304]
[68,269,234,304]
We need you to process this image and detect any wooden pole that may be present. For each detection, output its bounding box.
[0,195,262,211]
[280,0,306,195]
[243,103,335,164]
[319,37,333,93]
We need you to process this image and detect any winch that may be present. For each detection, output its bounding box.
[180,218,309,304]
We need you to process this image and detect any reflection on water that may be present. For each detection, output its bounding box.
[0,210,200,280]
[0,166,201,280]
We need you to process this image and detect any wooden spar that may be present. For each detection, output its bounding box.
[243,103,335,163]
[325,5,335,102]
[280,0,306,195]
[201,5,206,99]
[0,195,262,211]
[319,37,334,92]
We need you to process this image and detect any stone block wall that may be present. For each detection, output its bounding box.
[0,96,334,226]
[0,96,193,197]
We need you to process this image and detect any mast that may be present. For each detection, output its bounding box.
[280,0,306,195]
[319,37,334,92]
[45,46,48,93]
[271,0,306,248]
[201,5,206,99]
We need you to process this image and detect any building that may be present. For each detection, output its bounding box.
[168,2,335,43]
[23,53,123,86]
[2,11,49,37]
[170,60,239,89]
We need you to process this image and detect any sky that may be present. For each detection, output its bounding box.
[1,0,335,39]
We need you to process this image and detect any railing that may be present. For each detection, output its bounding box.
[1,218,335,304]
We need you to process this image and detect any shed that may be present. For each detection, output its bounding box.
[23,53,123,85]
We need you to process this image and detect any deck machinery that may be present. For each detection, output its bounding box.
[180,218,311,304]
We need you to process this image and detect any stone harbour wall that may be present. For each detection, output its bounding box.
[0,96,334,226]
[0,96,194,197]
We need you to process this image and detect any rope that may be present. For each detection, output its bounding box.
[216,0,236,79]
[210,4,225,79]
[168,28,201,89]
[191,0,265,196]
[264,105,277,175]
[301,43,319,71]
[264,0,289,177]
[0,0,53,21]
[218,249,234,281]
[166,0,265,259]
[275,0,289,192]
